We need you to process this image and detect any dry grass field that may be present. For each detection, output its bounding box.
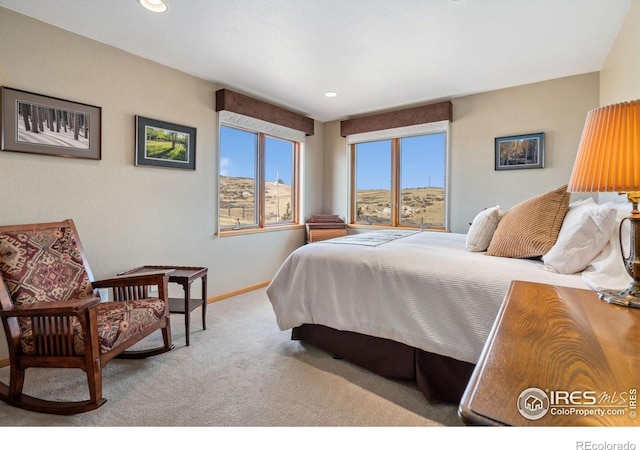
[219,176,292,227]
[219,176,444,228]
[355,187,445,227]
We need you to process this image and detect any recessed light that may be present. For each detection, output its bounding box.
[324,92,338,98]
[138,0,168,13]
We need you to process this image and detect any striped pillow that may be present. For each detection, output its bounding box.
[486,185,570,258]
[466,206,503,252]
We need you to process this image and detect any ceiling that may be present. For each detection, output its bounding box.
[0,0,632,122]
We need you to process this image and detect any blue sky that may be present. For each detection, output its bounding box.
[355,133,446,190]
[220,126,445,188]
[219,126,293,184]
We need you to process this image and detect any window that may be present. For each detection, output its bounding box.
[219,125,299,231]
[351,131,447,229]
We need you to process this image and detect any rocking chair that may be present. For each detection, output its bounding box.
[0,219,174,414]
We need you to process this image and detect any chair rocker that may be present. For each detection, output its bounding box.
[0,219,174,415]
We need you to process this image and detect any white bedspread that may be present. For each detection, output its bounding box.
[267,231,590,364]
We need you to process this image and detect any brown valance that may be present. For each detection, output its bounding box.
[340,100,452,137]
[216,89,314,136]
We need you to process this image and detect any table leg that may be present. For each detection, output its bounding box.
[201,274,207,330]
[182,281,191,346]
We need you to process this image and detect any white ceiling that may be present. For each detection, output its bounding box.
[0,0,632,122]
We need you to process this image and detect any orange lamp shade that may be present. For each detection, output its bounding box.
[568,100,640,193]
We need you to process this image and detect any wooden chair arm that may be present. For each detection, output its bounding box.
[92,269,175,289]
[0,296,101,317]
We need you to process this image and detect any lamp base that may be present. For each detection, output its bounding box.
[598,281,640,308]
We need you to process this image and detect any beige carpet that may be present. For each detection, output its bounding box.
[0,287,461,427]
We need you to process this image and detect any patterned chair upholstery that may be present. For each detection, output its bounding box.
[0,219,174,415]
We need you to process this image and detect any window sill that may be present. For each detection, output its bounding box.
[217,224,304,238]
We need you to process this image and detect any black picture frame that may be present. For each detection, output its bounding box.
[135,116,196,170]
[495,132,544,170]
[1,86,101,160]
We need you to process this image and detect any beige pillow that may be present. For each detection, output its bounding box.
[542,199,617,274]
[466,206,503,252]
[486,185,570,258]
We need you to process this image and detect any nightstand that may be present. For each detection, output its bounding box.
[459,280,640,426]
[118,265,208,346]
[305,214,347,243]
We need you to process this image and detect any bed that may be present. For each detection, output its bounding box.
[266,194,632,404]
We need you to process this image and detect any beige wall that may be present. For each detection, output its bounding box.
[322,120,349,218]
[596,0,639,203]
[0,7,326,358]
[323,0,640,232]
[449,73,599,232]
[323,72,600,234]
[0,3,638,361]
[600,0,640,105]
[0,7,325,291]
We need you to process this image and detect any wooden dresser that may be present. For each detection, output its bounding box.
[459,280,640,426]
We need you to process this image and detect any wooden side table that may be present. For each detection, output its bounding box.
[459,280,640,426]
[305,214,347,243]
[118,265,208,346]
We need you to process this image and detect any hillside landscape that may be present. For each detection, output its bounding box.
[220,176,445,229]
[355,187,445,228]
[219,176,292,227]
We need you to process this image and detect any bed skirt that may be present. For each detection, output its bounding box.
[291,324,475,404]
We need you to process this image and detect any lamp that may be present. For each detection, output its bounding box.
[568,99,640,307]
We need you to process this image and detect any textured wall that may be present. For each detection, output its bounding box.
[448,72,599,232]
[0,8,324,359]
[323,73,599,234]
[600,0,640,105]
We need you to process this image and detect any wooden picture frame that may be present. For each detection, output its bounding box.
[1,86,101,160]
[135,116,196,170]
[495,132,544,170]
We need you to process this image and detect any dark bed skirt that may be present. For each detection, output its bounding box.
[291,324,475,404]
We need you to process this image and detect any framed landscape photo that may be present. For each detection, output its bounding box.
[1,86,101,159]
[135,116,196,170]
[495,132,544,170]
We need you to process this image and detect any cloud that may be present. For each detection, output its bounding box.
[219,157,230,176]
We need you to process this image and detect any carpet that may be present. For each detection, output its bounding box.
[0,287,460,427]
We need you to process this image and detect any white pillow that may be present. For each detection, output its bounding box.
[542,199,617,274]
[466,206,503,252]
[582,201,633,291]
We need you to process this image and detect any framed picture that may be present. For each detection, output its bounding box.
[1,86,101,160]
[135,116,196,170]
[495,132,544,170]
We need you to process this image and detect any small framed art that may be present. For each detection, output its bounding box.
[495,132,544,170]
[135,116,196,170]
[1,86,101,160]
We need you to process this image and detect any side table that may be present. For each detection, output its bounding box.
[118,265,208,346]
[459,280,640,426]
